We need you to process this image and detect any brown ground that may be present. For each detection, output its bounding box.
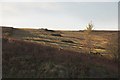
[2,27,119,78]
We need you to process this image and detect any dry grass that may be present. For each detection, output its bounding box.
[2,27,119,78]
[2,37,118,78]
[2,27,119,58]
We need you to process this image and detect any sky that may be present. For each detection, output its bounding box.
[0,0,119,30]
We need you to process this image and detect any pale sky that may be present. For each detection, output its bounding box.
[0,0,119,30]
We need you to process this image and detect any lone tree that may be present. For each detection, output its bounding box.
[84,21,94,54]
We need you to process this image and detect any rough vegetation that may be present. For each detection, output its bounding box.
[2,26,119,78]
[2,38,118,78]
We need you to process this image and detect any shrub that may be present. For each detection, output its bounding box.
[51,34,62,37]
[39,28,55,32]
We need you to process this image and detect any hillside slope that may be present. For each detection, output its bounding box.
[2,38,118,78]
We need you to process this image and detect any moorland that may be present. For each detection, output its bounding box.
[2,26,119,78]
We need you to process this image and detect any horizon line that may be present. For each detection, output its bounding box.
[1,26,119,31]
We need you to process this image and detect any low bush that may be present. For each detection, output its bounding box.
[40,28,55,32]
[51,34,62,37]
